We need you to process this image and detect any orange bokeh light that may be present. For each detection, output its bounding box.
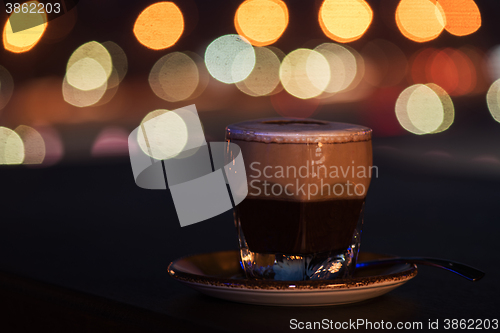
[235,0,288,47]
[437,0,481,36]
[319,0,373,43]
[411,47,476,96]
[410,48,437,84]
[427,49,459,95]
[133,2,184,50]
[3,1,47,53]
[396,0,446,43]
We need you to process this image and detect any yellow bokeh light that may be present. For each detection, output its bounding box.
[438,0,481,36]
[67,41,112,81]
[396,0,446,43]
[183,51,210,100]
[0,126,24,165]
[63,41,122,107]
[396,83,454,135]
[149,52,199,102]
[236,46,281,96]
[67,57,108,91]
[133,2,184,50]
[62,76,107,107]
[314,43,357,93]
[0,65,14,111]
[137,110,188,160]
[234,0,288,47]
[319,0,373,43]
[3,1,47,53]
[14,125,45,164]
[487,79,500,123]
[205,34,256,84]
[280,48,330,99]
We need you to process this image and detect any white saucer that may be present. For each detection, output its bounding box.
[168,251,417,307]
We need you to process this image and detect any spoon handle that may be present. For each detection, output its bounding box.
[356,257,485,282]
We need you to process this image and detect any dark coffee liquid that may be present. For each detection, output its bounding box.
[236,198,364,255]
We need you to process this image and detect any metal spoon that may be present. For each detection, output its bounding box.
[356,257,485,282]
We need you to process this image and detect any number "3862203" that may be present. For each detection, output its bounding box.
[6,2,61,14]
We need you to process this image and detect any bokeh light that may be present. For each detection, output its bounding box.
[91,126,129,157]
[410,48,476,96]
[0,66,14,111]
[234,0,288,47]
[395,83,454,134]
[314,43,357,93]
[487,45,500,82]
[486,79,500,123]
[410,47,436,84]
[133,2,184,50]
[205,34,256,84]
[63,41,125,107]
[396,0,445,42]
[67,58,108,91]
[63,76,107,107]
[3,1,47,53]
[184,51,210,100]
[236,46,281,96]
[102,41,128,87]
[149,52,199,102]
[280,48,330,99]
[361,39,407,87]
[438,0,481,36]
[319,0,373,43]
[0,127,24,165]
[66,41,113,89]
[93,69,120,107]
[137,110,188,160]
[14,125,45,164]
[427,49,459,94]
[36,126,63,167]
[428,48,476,96]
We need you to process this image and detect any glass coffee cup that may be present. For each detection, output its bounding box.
[226,118,373,280]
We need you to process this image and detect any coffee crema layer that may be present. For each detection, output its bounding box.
[228,139,373,201]
[226,118,372,144]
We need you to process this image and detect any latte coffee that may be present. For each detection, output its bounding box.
[226,119,373,280]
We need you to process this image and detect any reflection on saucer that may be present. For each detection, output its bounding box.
[168,251,417,307]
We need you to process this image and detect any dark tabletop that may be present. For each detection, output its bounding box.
[0,127,499,333]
